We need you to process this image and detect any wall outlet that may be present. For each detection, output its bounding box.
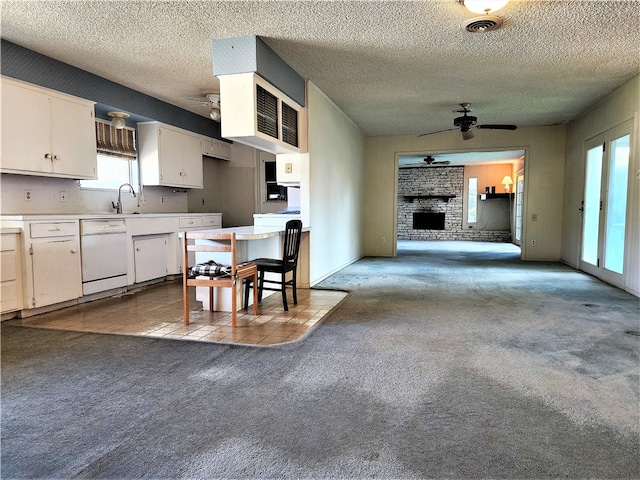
[531,239,537,246]
[59,191,67,202]
[285,162,293,174]
[380,236,386,243]
[24,189,32,201]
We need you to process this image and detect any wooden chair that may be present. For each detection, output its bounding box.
[243,219,303,311]
[183,231,258,328]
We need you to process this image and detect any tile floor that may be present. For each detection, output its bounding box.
[7,281,348,346]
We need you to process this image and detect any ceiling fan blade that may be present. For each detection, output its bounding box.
[417,128,457,138]
[434,161,451,165]
[476,124,518,130]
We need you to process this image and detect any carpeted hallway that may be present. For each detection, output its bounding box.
[2,240,639,479]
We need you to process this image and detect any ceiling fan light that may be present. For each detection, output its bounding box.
[209,106,221,122]
[461,0,509,14]
[461,129,475,140]
[107,111,130,129]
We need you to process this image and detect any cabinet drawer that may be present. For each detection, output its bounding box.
[30,222,77,238]
[1,250,17,282]
[1,233,18,251]
[1,281,20,312]
[179,217,203,229]
[202,215,222,228]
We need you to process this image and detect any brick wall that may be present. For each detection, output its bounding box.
[397,166,511,242]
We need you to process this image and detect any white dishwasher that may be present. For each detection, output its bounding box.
[80,219,128,295]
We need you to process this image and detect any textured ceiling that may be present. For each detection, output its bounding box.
[1,1,639,137]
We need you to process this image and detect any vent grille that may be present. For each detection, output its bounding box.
[256,85,278,139]
[281,102,299,147]
[464,15,503,32]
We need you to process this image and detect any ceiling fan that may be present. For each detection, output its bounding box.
[401,155,451,168]
[419,103,517,140]
[187,93,221,122]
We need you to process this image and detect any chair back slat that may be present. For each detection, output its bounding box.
[282,220,303,266]
[183,231,237,271]
[187,245,232,253]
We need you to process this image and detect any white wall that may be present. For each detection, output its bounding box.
[187,142,258,227]
[307,81,366,285]
[364,126,567,260]
[562,75,639,296]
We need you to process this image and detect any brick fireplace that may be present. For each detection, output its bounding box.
[397,166,511,242]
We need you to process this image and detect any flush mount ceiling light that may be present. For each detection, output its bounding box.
[107,111,130,129]
[206,93,221,122]
[459,0,509,14]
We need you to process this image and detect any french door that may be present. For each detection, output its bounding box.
[580,120,632,287]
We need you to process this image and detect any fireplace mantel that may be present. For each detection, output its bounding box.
[403,194,456,202]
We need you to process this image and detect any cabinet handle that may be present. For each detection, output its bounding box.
[48,227,61,232]
[136,247,141,251]
[53,155,60,161]
[44,153,52,159]
[70,249,77,253]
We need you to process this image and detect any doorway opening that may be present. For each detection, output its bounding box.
[397,149,525,255]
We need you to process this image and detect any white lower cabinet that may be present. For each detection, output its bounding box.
[134,236,168,283]
[1,232,23,313]
[1,213,222,314]
[31,238,82,308]
[21,221,82,310]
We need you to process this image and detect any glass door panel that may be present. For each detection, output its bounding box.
[603,134,630,274]
[580,119,632,288]
[515,174,524,244]
[581,144,603,267]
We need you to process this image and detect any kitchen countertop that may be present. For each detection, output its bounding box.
[0,213,222,221]
[185,225,310,241]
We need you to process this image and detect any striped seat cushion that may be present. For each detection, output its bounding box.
[189,260,255,278]
[189,260,232,278]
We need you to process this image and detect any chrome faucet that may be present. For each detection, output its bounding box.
[112,183,137,214]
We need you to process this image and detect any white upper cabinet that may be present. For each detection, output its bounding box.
[138,122,203,189]
[201,137,231,160]
[0,76,97,179]
[218,73,307,154]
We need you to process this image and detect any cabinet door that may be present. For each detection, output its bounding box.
[134,237,168,283]
[202,138,231,160]
[1,81,52,174]
[31,239,82,308]
[181,134,203,188]
[158,127,186,186]
[50,96,97,179]
[1,234,22,313]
